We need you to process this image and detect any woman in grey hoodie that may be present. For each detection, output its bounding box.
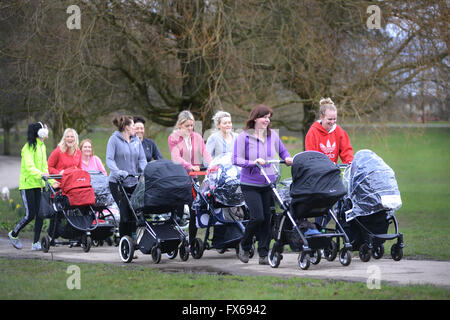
[106,115,147,238]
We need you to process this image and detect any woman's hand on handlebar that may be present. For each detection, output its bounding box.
[284,157,293,166]
[52,181,60,189]
[254,158,266,166]
[191,165,200,172]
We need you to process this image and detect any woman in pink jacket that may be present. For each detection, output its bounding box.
[168,110,212,247]
[168,110,212,172]
[80,139,107,175]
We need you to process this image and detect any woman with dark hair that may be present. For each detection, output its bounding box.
[8,122,54,250]
[106,115,147,238]
[233,104,293,264]
[133,116,163,162]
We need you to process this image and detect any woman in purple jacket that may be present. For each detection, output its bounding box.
[233,104,293,264]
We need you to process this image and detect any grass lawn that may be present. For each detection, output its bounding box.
[0,258,448,300]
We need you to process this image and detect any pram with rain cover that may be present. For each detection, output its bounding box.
[267,151,353,270]
[337,149,404,261]
[40,168,99,253]
[189,153,252,259]
[118,159,191,263]
[88,171,119,247]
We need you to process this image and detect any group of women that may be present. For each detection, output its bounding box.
[8,98,353,265]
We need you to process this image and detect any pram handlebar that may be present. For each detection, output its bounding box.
[188,166,208,176]
[41,174,63,181]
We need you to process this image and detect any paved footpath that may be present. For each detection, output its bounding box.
[1,235,449,289]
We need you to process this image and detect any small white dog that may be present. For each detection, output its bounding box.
[1,186,10,200]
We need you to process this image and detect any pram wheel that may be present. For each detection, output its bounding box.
[359,243,372,262]
[372,244,384,259]
[339,249,352,266]
[310,249,321,265]
[119,236,135,263]
[166,248,178,259]
[191,238,204,259]
[81,235,92,253]
[179,241,190,261]
[298,252,310,270]
[41,235,51,253]
[391,243,403,261]
[151,246,162,263]
[324,239,337,261]
[268,246,282,268]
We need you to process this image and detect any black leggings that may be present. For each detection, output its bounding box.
[12,188,44,243]
[240,184,273,257]
[109,182,137,238]
[176,204,197,245]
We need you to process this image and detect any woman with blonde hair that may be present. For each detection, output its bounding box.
[48,128,82,175]
[168,110,212,172]
[305,98,354,229]
[80,139,107,175]
[206,110,237,159]
[305,97,353,164]
[168,110,212,246]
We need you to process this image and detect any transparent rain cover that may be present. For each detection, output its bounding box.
[89,171,115,207]
[206,153,245,206]
[346,149,402,221]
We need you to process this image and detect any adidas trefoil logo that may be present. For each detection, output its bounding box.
[319,139,336,155]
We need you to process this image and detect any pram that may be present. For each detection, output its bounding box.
[337,149,404,261]
[88,171,120,247]
[266,151,353,270]
[40,168,101,253]
[189,154,253,259]
[117,159,191,263]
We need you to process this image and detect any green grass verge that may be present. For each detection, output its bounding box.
[0,258,448,300]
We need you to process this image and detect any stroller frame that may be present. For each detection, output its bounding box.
[259,160,353,270]
[188,170,254,260]
[40,175,101,253]
[117,175,190,264]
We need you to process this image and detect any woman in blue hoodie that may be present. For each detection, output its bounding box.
[106,115,147,238]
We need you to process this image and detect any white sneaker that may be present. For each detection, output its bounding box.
[8,231,23,250]
[31,242,42,251]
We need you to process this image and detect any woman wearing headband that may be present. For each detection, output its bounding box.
[8,122,52,251]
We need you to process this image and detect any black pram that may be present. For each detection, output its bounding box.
[117,159,192,263]
[337,149,404,261]
[268,151,353,270]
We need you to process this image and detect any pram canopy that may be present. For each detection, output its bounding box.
[89,171,115,207]
[289,151,346,218]
[144,159,193,213]
[344,149,402,221]
[60,168,96,207]
[206,153,245,207]
[290,151,347,200]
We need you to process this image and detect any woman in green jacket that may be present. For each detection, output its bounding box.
[8,122,53,250]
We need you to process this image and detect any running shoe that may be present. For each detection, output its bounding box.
[8,231,23,250]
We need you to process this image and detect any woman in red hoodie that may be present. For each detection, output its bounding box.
[305,97,353,164]
[48,128,82,175]
[305,98,353,229]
